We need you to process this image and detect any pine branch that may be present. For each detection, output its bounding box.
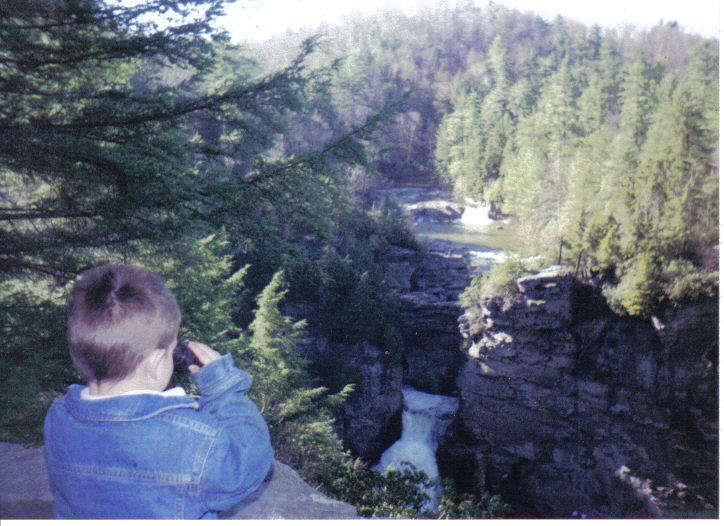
[0,208,100,221]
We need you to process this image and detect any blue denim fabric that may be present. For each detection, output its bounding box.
[43,354,274,519]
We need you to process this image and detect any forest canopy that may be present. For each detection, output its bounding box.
[252,2,718,317]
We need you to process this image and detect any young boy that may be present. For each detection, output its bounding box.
[43,264,274,519]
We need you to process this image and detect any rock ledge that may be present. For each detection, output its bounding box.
[0,442,358,519]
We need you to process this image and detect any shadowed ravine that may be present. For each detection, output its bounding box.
[362,186,717,518]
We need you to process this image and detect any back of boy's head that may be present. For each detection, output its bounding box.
[67,264,181,383]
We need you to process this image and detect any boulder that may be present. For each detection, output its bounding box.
[404,200,465,222]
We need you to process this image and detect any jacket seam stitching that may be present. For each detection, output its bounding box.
[198,429,220,509]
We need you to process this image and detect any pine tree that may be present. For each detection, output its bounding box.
[578,71,606,134]
[247,270,353,482]
[478,36,513,191]
[619,56,655,149]
[0,0,315,335]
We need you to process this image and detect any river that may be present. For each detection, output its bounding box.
[371,186,519,272]
[370,186,514,511]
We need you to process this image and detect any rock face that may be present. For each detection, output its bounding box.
[442,266,717,518]
[404,200,465,222]
[289,238,471,463]
[329,341,404,462]
[0,443,357,519]
[282,295,403,464]
[379,244,469,395]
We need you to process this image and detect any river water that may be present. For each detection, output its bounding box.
[371,186,518,273]
[371,186,514,511]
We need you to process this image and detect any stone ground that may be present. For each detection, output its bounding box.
[0,442,358,519]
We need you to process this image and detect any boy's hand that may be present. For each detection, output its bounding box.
[186,341,222,374]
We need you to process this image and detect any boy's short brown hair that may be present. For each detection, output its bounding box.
[67,264,181,382]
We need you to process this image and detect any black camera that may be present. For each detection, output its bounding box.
[173,340,201,372]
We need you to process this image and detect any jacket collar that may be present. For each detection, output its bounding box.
[63,384,199,422]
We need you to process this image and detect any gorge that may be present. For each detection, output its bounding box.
[1,2,717,520]
[314,186,718,518]
[3,186,716,520]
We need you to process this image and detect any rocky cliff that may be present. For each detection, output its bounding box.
[440,266,717,518]
[289,239,471,463]
[380,243,468,395]
[309,336,404,462]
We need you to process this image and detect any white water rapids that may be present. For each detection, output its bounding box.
[459,203,494,227]
[373,387,459,510]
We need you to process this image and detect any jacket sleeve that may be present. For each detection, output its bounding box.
[191,354,274,512]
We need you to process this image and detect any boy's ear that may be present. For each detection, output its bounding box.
[145,348,168,379]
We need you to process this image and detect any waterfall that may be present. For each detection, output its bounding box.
[459,204,493,227]
[374,387,458,511]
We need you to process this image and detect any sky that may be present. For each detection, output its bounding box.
[220,0,721,43]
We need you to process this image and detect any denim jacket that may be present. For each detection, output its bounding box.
[43,354,274,519]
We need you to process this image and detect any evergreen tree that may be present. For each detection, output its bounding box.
[246,270,353,482]
[619,56,655,149]
[578,71,606,134]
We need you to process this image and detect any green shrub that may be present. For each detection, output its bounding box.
[460,256,535,310]
[374,198,419,250]
[326,460,432,518]
[436,479,513,518]
[604,251,664,317]
[662,259,719,307]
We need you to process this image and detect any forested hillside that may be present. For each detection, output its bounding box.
[251,2,718,317]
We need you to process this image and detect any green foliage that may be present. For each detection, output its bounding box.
[244,270,353,483]
[436,479,513,519]
[267,205,408,366]
[662,260,719,306]
[134,231,251,391]
[327,463,514,519]
[460,256,537,310]
[148,232,247,345]
[315,250,399,350]
[604,251,663,317]
[427,10,718,317]
[372,199,419,251]
[0,271,77,445]
[326,461,432,518]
